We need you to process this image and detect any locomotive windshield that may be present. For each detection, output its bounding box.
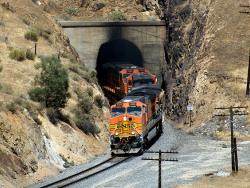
[111,108,126,117]
[133,79,153,87]
[127,107,141,116]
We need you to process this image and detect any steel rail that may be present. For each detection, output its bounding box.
[40,156,133,188]
[40,157,114,188]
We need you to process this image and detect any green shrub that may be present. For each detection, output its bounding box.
[46,107,60,124]
[25,27,51,42]
[78,93,93,114]
[14,97,25,106]
[29,56,69,109]
[9,48,26,61]
[94,95,103,108]
[31,27,52,41]
[65,7,80,16]
[110,11,127,21]
[86,87,93,97]
[72,75,80,81]
[6,102,18,113]
[75,115,100,135]
[81,70,97,83]
[26,49,35,60]
[60,154,74,168]
[90,70,97,80]
[28,87,46,103]
[25,30,38,42]
[0,83,14,95]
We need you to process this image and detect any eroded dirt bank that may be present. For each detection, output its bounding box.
[0,1,109,187]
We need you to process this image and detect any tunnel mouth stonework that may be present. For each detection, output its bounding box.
[60,21,166,102]
[96,39,144,85]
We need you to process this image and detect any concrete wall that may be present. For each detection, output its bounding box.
[60,21,166,84]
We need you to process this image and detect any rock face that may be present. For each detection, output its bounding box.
[160,0,208,120]
[90,2,106,11]
[136,0,163,17]
[160,0,250,128]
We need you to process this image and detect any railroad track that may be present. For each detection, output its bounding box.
[39,155,133,188]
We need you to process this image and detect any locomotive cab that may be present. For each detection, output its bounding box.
[109,96,150,154]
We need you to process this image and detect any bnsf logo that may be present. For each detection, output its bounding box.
[117,124,135,129]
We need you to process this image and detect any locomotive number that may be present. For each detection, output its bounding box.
[117,124,135,129]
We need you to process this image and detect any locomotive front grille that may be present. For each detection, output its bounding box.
[115,121,134,137]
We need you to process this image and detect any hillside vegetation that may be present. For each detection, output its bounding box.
[0,0,110,187]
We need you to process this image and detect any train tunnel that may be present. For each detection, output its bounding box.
[96,39,144,80]
[96,39,144,102]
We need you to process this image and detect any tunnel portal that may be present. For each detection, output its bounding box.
[60,21,167,97]
[96,39,144,84]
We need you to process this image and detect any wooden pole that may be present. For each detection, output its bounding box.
[230,107,235,172]
[189,111,192,127]
[35,43,37,56]
[246,50,250,95]
[159,150,161,188]
[234,138,239,172]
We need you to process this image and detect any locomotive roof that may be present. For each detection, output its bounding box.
[128,85,161,100]
[120,96,145,103]
[132,74,151,80]
[102,63,142,70]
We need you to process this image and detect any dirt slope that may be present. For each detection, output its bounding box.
[37,0,161,21]
[0,0,109,187]
[176,166,250,188]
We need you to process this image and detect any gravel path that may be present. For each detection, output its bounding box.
[31,121,250,188]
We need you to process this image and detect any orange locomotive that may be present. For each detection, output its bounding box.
[101,63,157,101]
[109,85,164,155]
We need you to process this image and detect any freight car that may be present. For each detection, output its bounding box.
[109,85,164,155]
[100,63,157,102]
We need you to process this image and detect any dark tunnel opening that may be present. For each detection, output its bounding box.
[96,39,144,78]
[96,39,144,102]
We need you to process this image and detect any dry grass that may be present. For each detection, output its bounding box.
[0,1,109,187]
[44,0,160,21]
[176,166,250,188]
[215,131,250,141]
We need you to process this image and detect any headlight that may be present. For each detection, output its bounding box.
[131,131,135,135]
[115,132,119,136]
[140,135,143,141]
[123,117,127,121]
[109,136,114,144]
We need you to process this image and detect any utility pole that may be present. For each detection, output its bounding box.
[239,4,250,95]
[240,4,250,14]
[246,50,250,96]
[142,150,178,188]
[214,106,248,172]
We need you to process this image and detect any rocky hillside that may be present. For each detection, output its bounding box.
[33,0,161,21]
[160,0,250,137]
[0,0,110,187]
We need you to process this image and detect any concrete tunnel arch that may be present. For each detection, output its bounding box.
[96,39,144,84]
